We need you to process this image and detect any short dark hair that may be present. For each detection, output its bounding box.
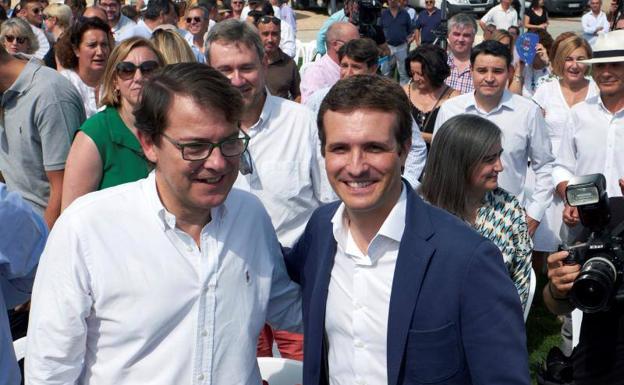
[55,16,112,69]
[144,0,172,20]
[470,40,512,67]
[134,63,243,144]
[19,0,40,9]
[405,44,449,88]
[508,25,520,35]
[337,38,379,68]
[317,75,412,156]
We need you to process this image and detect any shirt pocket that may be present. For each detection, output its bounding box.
[262,161,301,199]
[405,322,461,383]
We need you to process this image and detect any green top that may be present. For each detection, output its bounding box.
[80,106,150,190]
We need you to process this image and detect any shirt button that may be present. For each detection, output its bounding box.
[197,374,204,381]
[354,340,364,348]
[202,330,208,337]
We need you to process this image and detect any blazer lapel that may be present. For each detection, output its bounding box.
[387,189,436,385]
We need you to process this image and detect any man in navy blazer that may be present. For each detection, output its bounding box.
[285,75,530,385]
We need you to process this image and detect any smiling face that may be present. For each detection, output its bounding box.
[469,141,504,197]
[448,24,475,57]
[22,1,44,25]
[115,46,160,108]
[140,94,240,218]
[562,46,589,83]
[339,56,375,78]
[74,28,111,75]
[187,8,208,36]
[99,0,120,24]
[409,60,432,90]
[208,40,267,111]
[323,108,409,223]
[593,61,624,98]
[589,0,601,13]
[472,53,510,104]
[231,0,244,13]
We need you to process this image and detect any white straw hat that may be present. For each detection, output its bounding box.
[580,30,624,64]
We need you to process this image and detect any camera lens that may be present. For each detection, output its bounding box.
[570,255,617,313]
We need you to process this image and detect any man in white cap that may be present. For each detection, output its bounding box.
[547,31,624,384]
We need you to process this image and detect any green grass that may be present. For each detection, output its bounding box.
[526,273,564,384]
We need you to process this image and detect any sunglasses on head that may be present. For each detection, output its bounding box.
[186,16,203,23]
[116,61,160,80]
[5,35,27,44]
[257,15,280,25]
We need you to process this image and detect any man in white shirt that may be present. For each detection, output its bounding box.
[119,0,178,40]
[479,0,518,31]
[17,0,49,59]
[98,0,136,44]
[553,30,624,232]
[25,63,302,385]
[582,0,610,46]
[286,74,530,385]
[205,18,326,360]
[435,40,555,236]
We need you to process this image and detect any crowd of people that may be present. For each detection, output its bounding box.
[1,0,624,383]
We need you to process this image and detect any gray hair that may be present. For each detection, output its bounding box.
[0,17,39,54]
[420,114,502,221]
[204,18,264,64]
[447,13,477,36]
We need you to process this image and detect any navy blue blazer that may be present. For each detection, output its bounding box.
[285,186,530,385]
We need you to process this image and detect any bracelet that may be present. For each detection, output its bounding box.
[548,281,570,302]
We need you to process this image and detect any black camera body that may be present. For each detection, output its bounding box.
[352,0,382,40]
[561,174,624,313]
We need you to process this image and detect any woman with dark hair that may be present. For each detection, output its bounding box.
[61,37,164,209]
[403,44,459,146]
[56,16,113,117]
[524,0,549,31]
[421,114,533,312]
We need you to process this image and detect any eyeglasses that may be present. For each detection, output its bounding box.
[30,7,43,14]
[425,1,434,3]
[185,16,203,24]
[232,1,244,4]
[42,14,50,20]
[4,35,27,44]
[161,131,250,161]
[257,15,280,25]
[116,60,160,80]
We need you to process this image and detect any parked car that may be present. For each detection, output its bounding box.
[409,0,496,16]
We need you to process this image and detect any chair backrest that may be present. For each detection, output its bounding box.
[524,268,537,321]
[302,40,318,65]
[257,357,303,385]
[294,39,303,65]
[13,336,27,361]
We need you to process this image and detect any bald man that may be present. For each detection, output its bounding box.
[300,21,359,103]
[82,5,107,21]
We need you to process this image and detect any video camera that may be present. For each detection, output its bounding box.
[561,174,624,313]
[351,0,383,40]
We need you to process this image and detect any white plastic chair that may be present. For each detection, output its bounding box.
[302,40,318,65]
[294,39,304,65]
[523,268,537,321]
[257,357,303,385]
[13,336,27,361]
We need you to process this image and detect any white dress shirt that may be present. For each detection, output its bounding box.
[480,4,518,30]
[118,18,153,41]
[111,14,137,44]
[233,93,328,247]
[581,11,609,46]
[29,24,49,60]
[553,95,624,198]
[304,86,427,188]
[326,184,407,385]
[26,172,301,385]
[434,90,555,221]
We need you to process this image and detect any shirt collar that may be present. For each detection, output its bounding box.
[4,58,40,98]
[143,171,228,231]
[594,94,624,116]
[331,182,407,260]
[465,89,515,114]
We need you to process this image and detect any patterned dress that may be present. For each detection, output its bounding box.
[474,188,533,311]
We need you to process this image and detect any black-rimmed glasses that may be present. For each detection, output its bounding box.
[116,60,160,80]
[186,16,203,24]
[161,131,250,161]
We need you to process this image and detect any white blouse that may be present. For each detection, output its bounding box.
[60,69,98,118]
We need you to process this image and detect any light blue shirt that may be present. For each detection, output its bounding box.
[0,184,47,385]
[316,9,348,55]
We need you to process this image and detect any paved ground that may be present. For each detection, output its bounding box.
[294,9,584,43]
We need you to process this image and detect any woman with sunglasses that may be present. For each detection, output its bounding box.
[55,16,113,118]
[61,38,164,210]
[0,17,39,56]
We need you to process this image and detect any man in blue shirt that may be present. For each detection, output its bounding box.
[0,183,48,385]
[414,0,442,45]
[379,0,414,84]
